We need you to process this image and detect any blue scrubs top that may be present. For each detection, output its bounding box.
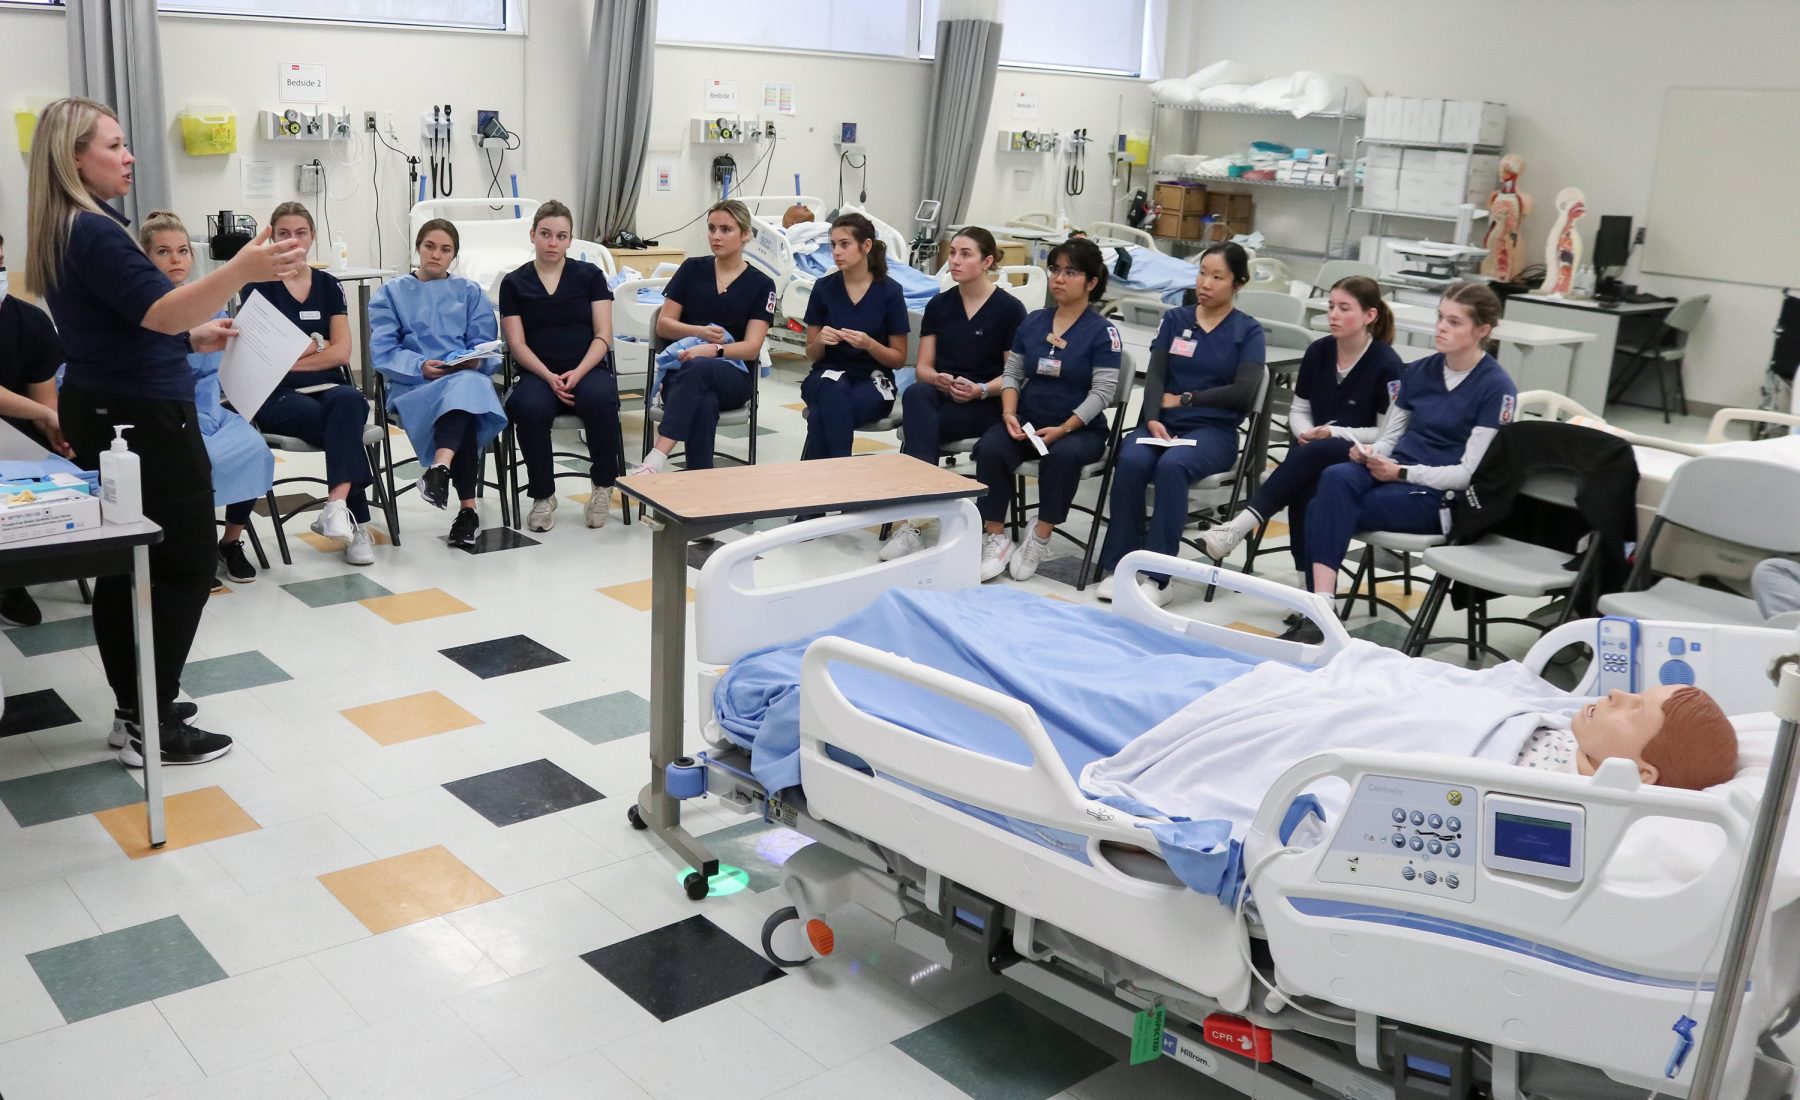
[499,259,613,373]
[45,207,190,402]
[920,287,1027,384]
[1010,308,1121,428]
[1152,306,1264,428]
[663,257,776,345]
[243,268,349,390]
[1391,353,1517,467]
[803,270,909,377]
[1293,336,1404,429]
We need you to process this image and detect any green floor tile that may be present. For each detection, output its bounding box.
[29,916,226,1023]
[540,691,648,745]
[180,650,293,698]
[894,992,1116,1100]
[1,615,97,657]
[280,573,395,609]
[716,423,779,439]
[700,820,810,892]
[0,760,145,827]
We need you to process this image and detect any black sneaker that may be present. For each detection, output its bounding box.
[1278,617,1326,645]
[448,506,481,547]
[111,702,199,749]
[417,463,452,509]
[0,587,43,627]
[218,539,257,584]
[118,717,233,767]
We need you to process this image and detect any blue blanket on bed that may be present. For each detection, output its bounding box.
[791,245,939,310]
[1113,246,1199,304]
[714,584,1265,819]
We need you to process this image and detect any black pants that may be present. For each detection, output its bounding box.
[61,385,216,716]
[899,384,1003,465]
[432,410,484,502]
[1245,436,1357,572]
[505,369,620,498]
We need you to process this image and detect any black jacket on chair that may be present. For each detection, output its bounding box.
[1445,420,1639,613]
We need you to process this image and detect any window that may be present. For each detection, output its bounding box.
[158,0,508,31]
[920,0,1152,77]
[657,0,921,58]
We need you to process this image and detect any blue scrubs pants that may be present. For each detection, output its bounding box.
[899,384,1002,465]
[1098,419,1238,575]
[800,368,893,460]
[1303,462,1443,574]
[657,359,752,470]
[1246,436,1357,572]
[972,421,1107,526]
[506,368,621,498]
[255,384,374,523]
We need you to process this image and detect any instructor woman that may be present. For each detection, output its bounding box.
[25,97,304,767]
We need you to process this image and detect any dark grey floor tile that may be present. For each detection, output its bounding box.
[446,528,541,555]
[439,635,568,679]
[581,914,782,1022]
[893,992,1116,1100]
[442,758,604,826]
[1,688,81,738]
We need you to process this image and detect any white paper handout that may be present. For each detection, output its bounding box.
[444,340,505,368]
[1135,435,1198,448]
[1020,422,1050,456]
[217,291,313,422]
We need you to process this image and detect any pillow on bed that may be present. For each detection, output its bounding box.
[1150,79,1203,106]
[1196,83,1252,108]
[1184,60,1254,89]
[1286,72,1370,119]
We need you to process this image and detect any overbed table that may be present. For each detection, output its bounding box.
[0,519,167,845]
[615,454,985,896]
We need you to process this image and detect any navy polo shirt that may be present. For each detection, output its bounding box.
[0,295,64,442]
[803,270,909,376]
[663,257,776,344]
[1152,305,1264,427]
[1293,336,1404,429]
[45,207,191,402]
[1010,307,1121,428]
[243,268,349,389]
[921,287,1026,384]
[499,259,613,373]
[1391,353,1517,467]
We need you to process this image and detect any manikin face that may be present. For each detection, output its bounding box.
[145,230,193,286]
[531,216,571,264]
[829,228,870,272]
[74,114,134,199]
[706,213,746,258]
[1193,253,1237,310]
[1326,288,1374,340]
[945,236,993,285]
[416,230,457,279]
[1569,684,1684,784]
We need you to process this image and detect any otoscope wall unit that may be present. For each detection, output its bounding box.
[998,129,1060,154]
[262,108,351,142]
[690,117,764,145]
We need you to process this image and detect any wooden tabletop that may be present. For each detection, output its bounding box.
[616,454,984,526]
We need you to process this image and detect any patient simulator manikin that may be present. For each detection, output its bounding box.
[1530,684,1737,790]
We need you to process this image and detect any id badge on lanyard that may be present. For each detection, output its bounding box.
[1036,356,1063,378]
[1170,328,1198,359]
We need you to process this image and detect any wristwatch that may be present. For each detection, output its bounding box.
[1396,465,1409,481]
[1179,391,1194,407]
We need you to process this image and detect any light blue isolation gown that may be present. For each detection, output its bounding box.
[190,312,276,508]
[368,273,505,461]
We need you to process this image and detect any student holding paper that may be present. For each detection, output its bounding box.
[138,211,280,581]
[970,237,1120,583]
[1095,242,1263,606]
[369,218,504,548]
[25,97,306,766]
[243,201,376,565]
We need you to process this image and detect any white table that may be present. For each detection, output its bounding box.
[1499,295,1674,412]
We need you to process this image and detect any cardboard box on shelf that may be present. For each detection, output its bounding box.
[1362,168,1401,211]
[1439,100,1507,146]
[1153,212,1209,240]
[997,240,1027,268]
[1414,98,1445,143]
[1365,145,1403,172]
[1400,98,1423,143]
[1154,181,1208,213]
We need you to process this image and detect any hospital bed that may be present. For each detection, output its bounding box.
[408,197,616,304]
[665,501,1799,1100]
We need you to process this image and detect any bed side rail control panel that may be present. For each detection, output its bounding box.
[1318,775,1479,902]
[1391,1028,1476,1100]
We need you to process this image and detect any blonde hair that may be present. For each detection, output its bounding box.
[136,210,189,251]
[24,97,119,295]
[269,201,315,234]
[708,199,752,237]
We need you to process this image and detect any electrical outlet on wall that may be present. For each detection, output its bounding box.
[363,111,377,132]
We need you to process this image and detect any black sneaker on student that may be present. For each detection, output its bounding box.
[448,506,481,547]
[0,587,43,627]
[118,717,233,767]
[1278,617,1326,646]
[417,463,452,509]
[110,702,199,749]
[218,539,257,584]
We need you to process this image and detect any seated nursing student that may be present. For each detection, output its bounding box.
[1094,242,1264,607]
[1280,281,1516,645]
[0,230,68,627]
[501,200,620,532]
[973,237,1121,583]
[631,199,774,477]
[138,213,278,584]
[370,219,505,548]
[243,202,377,567]
[1200,275,1404,586]
[880,226,1027,562]
[800,213,910,460]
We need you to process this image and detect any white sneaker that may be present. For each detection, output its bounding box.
[1095,573,1116,602]
[314,499,353,540]
[526,496,557,532]
[1200,525,1245,561]
[585,488,611,529]
[1009,532,1049,581]
[979,533,1014,581]
[879,522,924,562]
[344,522,375,566]
[1142,579,1175,608]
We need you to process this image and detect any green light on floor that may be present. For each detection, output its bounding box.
[678,864,750,897]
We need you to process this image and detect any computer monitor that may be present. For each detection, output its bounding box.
[1594,215,1632,275]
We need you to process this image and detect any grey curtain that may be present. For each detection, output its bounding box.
[66,0,171,224]
[919,17,1002,231]
[578,0,656,242]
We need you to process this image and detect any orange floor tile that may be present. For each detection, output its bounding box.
[597,579,694,612]
[95,786,262,859]
[341,691,483,746]
[299,527,393,553]
[359,588,475,625]
[1224,620,1278,638]
[319,846,500,935]
[851,437,895,453]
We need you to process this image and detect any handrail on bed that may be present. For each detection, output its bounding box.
[1112,551,1350,665]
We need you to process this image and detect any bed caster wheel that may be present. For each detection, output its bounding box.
[760,906,813,967]
[627,804,647,831]
[683,871,709,901]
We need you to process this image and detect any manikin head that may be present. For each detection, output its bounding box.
[1569,685,1737,790]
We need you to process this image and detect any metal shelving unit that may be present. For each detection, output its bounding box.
[1343,136,1502,250]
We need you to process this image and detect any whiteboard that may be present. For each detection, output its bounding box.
[1644,88,1800,289]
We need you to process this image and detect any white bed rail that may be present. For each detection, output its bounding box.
[1112,551,1349,665]
[1088,220,1157,251]
[692,499,982,666]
